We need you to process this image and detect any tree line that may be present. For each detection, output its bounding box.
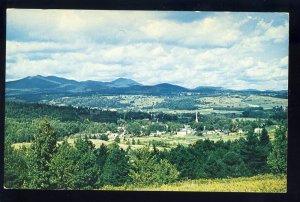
[5,101,287,144]
[4,120,287,189]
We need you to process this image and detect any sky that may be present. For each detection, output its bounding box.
[6,9,289,90]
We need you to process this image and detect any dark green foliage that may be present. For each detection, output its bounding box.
[239,131,269,175]
[242,107,267,118]
[166,145,199,179]
[260,127,271,146]
[148,123,166,132]
[4,99,287,189]
[72,138,99,189]
[4,140,28,188]
[270,106,287,120]
[128,147,179,186]
[123,111,151,120]
[99,134,109,141]
[49,141,78,189]
[268,126,287,174]
[127,121,142,136]
[191,122,204,131]
[223,151,249,177]
[5,101,81,122]
[163,138,262,180]
[155,96,200,110]
[94,144,108,173]
[150,140,170,148]
[26,120,57,189]
[114,135,121,143]
[195,131,203,136]
[259,127,272,172]
[101,143,130,186]
[5,118,35,142]
[166,122,182,134]
[205,152,227,178]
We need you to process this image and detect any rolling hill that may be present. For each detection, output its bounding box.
[5,75,288,100]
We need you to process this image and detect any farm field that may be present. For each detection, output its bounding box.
[12,132,247,150]
[12,124,281,150]
[39,94,288,114]
[100,174,287,192]
[198,95,288,110]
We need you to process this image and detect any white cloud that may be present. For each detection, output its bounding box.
[6,10,289,90]
[140,14,243,47]
[279,56,288,67]
[263,21,289,43]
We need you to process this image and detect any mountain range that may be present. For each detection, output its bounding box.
[6,75,287,97]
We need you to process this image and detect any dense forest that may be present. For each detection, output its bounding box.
[4,101,287,189]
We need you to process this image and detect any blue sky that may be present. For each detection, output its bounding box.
[6,9,288,90]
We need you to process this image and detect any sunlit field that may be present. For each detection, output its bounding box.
[100,174,286,192]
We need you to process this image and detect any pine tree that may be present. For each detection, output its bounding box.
[128,147,179,186]
[166,144,198,179]
[260,127,271,146]
[72,138,99,189]
[49,141,78,189]
[239,131,267,175]
[94,144,108,187]
[26,120,57,189]
[101,143,129,186]
[204,151,226,178]
[114,135,121,143]
[259,127,272,172]
[267,126,287,174]
[223,151,249,177]
[4,140,28,188]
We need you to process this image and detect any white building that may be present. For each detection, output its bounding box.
[254,128,263,134]
[177,125,195,136]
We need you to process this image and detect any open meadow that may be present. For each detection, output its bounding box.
[100,174,286,192]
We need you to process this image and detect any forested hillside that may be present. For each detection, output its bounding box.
[4,101,287,190]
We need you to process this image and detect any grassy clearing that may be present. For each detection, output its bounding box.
[100,174,286,192]
[12,132,245,150]
[198,95,287,110]
[244,95,287,109]
[199,96,248,108]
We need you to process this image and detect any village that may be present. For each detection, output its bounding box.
[69,111,273,150]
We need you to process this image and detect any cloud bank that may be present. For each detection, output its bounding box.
[6,10,288,90]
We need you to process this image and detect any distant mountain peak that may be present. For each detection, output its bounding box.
[112,77,130,81]
[26,75,44,79]
[110,77,141,87]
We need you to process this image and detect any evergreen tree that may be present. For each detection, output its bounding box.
[49,141,78,189]
[26,120,57,189]
[223,151,249,177]
[128,147,179,186]
[239,131,267,175]
[259,127,272,172]
[101,143,130,186]
[268,126,287,174]
[94,144,108,187]
[114,135,121,143]
[204,151,226,178]
[75,135,94,154]
[4,140,28,188]
[166,145,198,179]
[72,138,99,189]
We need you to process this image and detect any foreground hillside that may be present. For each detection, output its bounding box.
[100,174,286,192]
